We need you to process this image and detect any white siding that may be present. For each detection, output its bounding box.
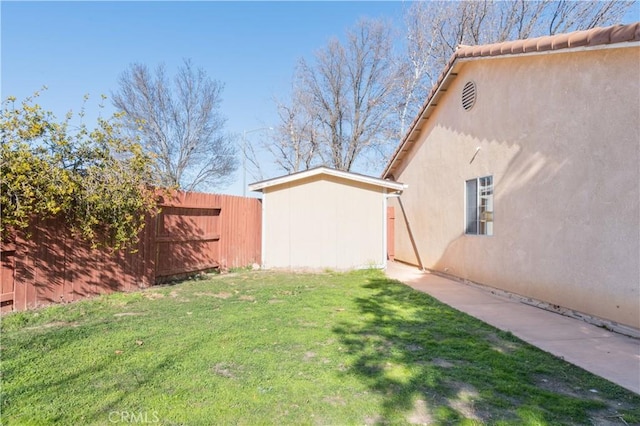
[263,175,386,270]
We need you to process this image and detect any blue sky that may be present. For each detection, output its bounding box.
[1,1,408,196]
[2,1,639,196]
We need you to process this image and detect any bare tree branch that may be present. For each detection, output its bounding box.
[394,0,633,142]
[286,18,396,172]
[112,59,237,191]
[263,87,320,174]
[262,1,632,176]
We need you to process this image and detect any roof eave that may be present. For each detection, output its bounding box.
[249,166,406,193]
[381,22,640,180]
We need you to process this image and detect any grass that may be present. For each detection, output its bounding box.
[1,269,638,425]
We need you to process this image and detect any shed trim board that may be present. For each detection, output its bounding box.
[260,191,267,269]
[250,166,406,193]
[382,192,389,268]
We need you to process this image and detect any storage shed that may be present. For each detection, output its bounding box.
[249,167,405,270]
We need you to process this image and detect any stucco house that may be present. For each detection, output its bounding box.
[249,167,404,271]
[383,23,640,333]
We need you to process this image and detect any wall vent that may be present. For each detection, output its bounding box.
[462,81,477,111]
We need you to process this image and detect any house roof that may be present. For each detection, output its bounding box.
[249,166,406,193]
[382,22,640,180]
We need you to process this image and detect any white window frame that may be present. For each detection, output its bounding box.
[465,175,493,236]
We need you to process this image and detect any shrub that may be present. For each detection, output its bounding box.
[1,90,158,250]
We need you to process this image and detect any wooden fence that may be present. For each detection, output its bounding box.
[0,191,262,312]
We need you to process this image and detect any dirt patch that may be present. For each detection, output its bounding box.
[364,415,383,425]
[408,398,433,425]
[25,321,79,331]
[535,374,598,400]
[303,351,316,362]
[239,295,255,302]
[535,374,637,424]
[169,290,179,298]
[448,383,481,421]
[406,343,423,352]
[114,312,145,317]
[431,358,455,368]
[588,412,633,426]
[212,362,239,379]
[322,396,346,406]
[486,332,519,354]
[143,292,165,300]
[194,292,232,299]
[268,299,283,304]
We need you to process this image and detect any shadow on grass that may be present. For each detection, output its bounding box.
[333,276,636,425]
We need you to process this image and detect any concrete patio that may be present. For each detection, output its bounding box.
[385,261,640,395]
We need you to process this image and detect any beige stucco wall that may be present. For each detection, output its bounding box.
[262,175,387,270]
[392,45,640,329]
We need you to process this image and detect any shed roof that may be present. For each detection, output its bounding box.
[382,22,640,180]
[249,166,406,193]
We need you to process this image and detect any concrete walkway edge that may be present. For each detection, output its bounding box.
[385,261,640,395]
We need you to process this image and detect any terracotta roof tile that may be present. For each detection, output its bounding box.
[488,43,503,56]
[479,44,493,56]
[567,29,591,47]
[382,22,640,179]
[536,35,554,51]
[587,26,613,45]
[551,33,571,49]
[610,22,640,42]
[523,37,541,52]
[457,23,640,57]
[507,40,525,55]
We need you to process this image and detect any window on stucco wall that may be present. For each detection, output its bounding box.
[465,176,493,236]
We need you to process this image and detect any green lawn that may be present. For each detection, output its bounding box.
[1,270,638,425]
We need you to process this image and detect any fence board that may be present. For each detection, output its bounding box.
[1,241,15,312]
[0,191,262,312]
[218,195,262,268]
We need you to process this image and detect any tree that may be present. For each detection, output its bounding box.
[394,0,634,137]
[272,18,397,173]
[263,87,319,174]
[1,91,157,250]
[112,59,237,191]
[264,1,632,175]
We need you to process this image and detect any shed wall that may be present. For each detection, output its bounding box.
[263,175,386,270]
[392,46,640,329]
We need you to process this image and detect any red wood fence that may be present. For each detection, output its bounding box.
[0,191,262,312]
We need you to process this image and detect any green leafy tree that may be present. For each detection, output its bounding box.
[1,90,158,250]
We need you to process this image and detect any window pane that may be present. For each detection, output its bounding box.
[478,176,493,236]
[465,179,478,234]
